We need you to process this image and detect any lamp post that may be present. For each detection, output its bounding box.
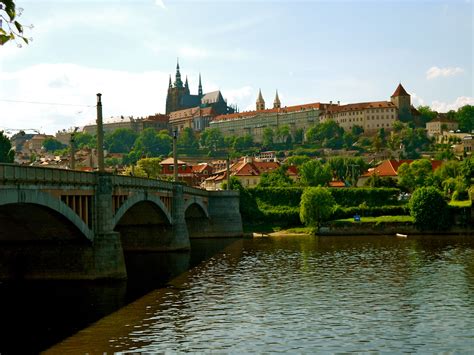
[96,93,105,172]
[172,128,178,182]
[69,127,79,170]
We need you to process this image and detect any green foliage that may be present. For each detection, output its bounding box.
[262,127,274,149]
[305,120,344,149]
[397,159,434,191]
[177,127,199,153]
[299,159,332,187]
[455,105,473,132]
[0,131,14,163]
[285,155,311,166]
[258,166,294,187]
[329,187,400,206]
[294,128,304,144]
[42,138,66,152]
[200,128,225,155]
[332,205,409,219]
[105,128,138,153]
[327,156,367,186]
[0,0,30,46]
[300,187,337,228]
[136,157,162,178]
[74,132,96,149]
[364,174,398,188]
[351,125,364,136]
[417,105,438,126]
[131,128,171,159]
[409,186,451,231]
[105,157,121,167]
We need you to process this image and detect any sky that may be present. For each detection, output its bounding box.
[0,0,472,135]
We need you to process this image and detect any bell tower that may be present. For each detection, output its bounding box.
[256,89,265,111]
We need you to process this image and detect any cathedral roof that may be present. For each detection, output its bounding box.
[201,91,224,105]
[391,83,410,97]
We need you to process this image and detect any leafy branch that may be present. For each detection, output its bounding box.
[0,0,33,46]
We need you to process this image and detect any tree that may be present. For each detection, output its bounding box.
[409,186,451,231]
[0,131,14,163]
[276,125,290,144]
[262,127,274,148]
[397,159,434,191]
[200,128,224,154]
[300,187,336,230]
[258,166,293,187]
[306,121,344,149]
[136,157,162,178]
[42,138,65,152]
[294,128,304,144]
[105,128,138,153]
[132,128,171,158]
[455,105,474,133]
[177,127,198,153]
[351,125,364,136]
[73,132,96,149]
[285,155,311,166]
[299,159,332,187]
[417,106,437,126]
[0,0,30,46]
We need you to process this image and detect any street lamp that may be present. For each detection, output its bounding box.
[70,127,79,170]
[172,128,178,182]
[96,93,105,173]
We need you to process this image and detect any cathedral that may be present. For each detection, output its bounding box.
[165,61,235,116]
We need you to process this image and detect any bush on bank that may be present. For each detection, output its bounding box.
[409,186,451,231]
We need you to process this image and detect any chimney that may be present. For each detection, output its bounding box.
[337,101,340,106]
[330,101,332,105]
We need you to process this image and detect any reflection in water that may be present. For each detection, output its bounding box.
[46,235,474,353]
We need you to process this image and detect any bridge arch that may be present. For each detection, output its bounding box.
[113,192,172,228]
[183,198,209,219]
[0,189,94,242]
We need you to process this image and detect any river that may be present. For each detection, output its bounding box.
[1,234,474,353]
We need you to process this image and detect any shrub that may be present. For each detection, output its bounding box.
[300,187,336,228]
[409,187,451,231]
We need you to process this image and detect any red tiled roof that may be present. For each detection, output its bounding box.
[170,106,215,121]
[160,157,189,165]
[213,102,330,122]
[192,163,211,173]
[329,181,346,187]
[145,114,169,122]
[391,83,410,97]
[362,159,443,177]
[324,101,396,114]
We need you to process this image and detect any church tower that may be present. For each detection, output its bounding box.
[198,73,203,97]
[391,83,411,122]
[166,59,189,114]
[256,89,265,111]
[273,90,281,109]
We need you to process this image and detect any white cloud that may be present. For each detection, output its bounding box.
[0,64,169,134]
[178,46,252,61]
[155,0,167,9]
[411,92,425,106]
[431,96,474,112]
[426,66,464,80]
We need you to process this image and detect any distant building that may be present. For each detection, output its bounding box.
[165,61,235,120]
[320,83,418,133]
[82,114,169,135]
[27,134,55,151]
[169,106,216,133]
[426,115,459,138]
[210,91,329,143]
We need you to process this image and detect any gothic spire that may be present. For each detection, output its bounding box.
[185,76,189,89]
[273,90,281,109]
[174,58,183,88]
[168,75,172,89]
[256,89,265,111]
[198,73,203,96]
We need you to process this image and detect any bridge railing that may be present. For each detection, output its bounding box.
[0,164,95,186]
[111,174,175,191]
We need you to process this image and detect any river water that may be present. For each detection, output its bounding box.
[1,234,474,353]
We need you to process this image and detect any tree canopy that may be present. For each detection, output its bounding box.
[300,187,336,229]
[0,131,14,163]
[0,0,30,46]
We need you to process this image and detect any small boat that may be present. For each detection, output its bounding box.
[396,233,408,238]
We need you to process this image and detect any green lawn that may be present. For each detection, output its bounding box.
[332,215,414,223]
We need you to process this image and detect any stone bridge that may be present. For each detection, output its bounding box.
[0,164,242,280]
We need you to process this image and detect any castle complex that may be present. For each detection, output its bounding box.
[166,61,235,132]
[210,83,418,143]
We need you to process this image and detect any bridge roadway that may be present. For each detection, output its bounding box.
[0,164,243,280]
